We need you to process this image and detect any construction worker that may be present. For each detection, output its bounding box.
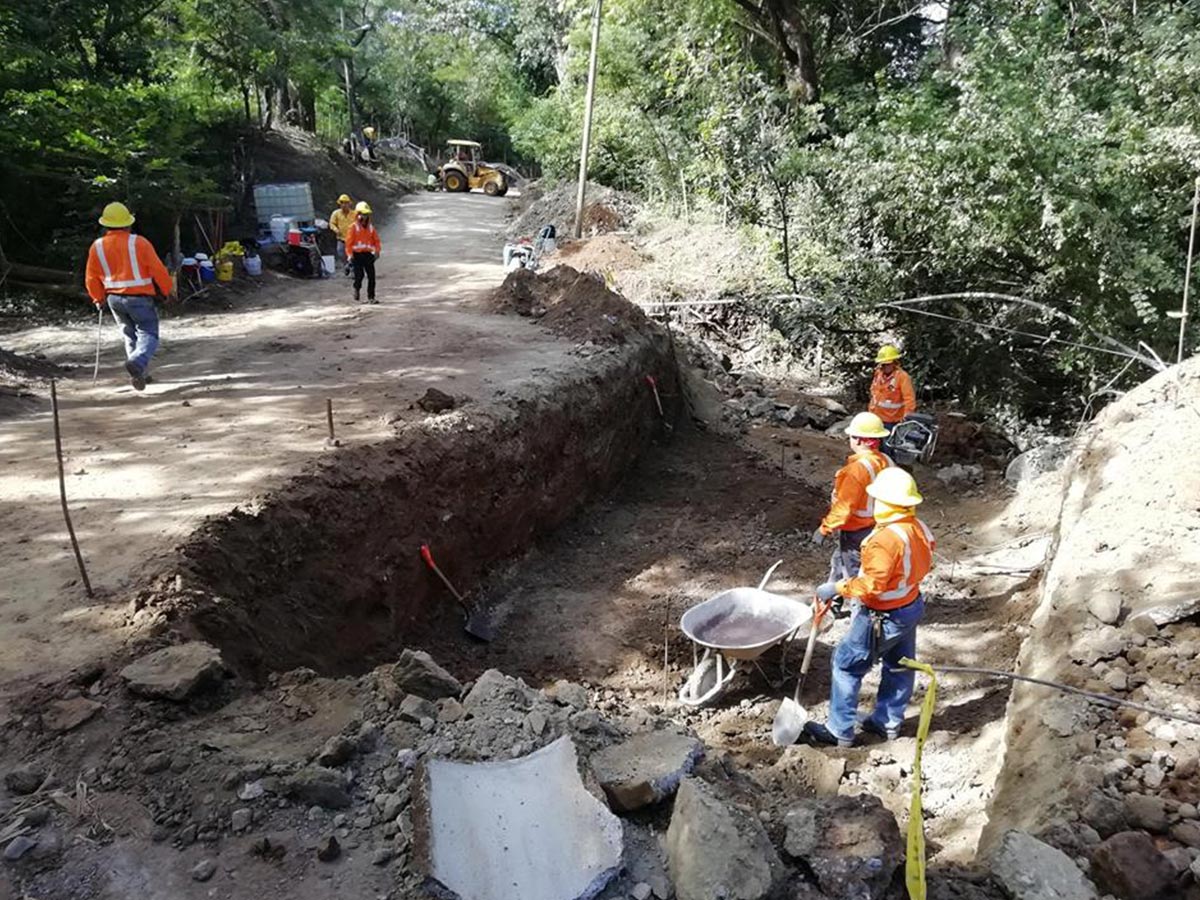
[329,194,355,275]
[345,201,381,304]
[84,202,174,391]
[868,345,916,430]
[811,412,893,583]
[803,467,935,748]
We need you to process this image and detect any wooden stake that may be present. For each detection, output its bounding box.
[50,380,93,598]
[326,398,335,441]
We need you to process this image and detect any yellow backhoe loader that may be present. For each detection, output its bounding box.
[437,140,508,196]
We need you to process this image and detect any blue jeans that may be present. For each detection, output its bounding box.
[828,595,925,739]
[828,526,871,583]
[107,294,159,374]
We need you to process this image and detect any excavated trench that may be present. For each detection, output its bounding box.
[151,327,682,679]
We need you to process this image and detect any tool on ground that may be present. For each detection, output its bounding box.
[91,306,103,384]
[771,596,832,746]
[645,375,672,430]
[50,380,94,598]
[419,543,497,641]
[678,561,816,707]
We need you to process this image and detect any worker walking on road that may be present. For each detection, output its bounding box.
[803,467,935,748]
[811,412,893,583]
[345,201,381,304]
[84,202,175,391]
[868,345,916,431]
[329,193,355,276]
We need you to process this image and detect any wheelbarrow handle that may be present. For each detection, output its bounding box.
[757,560,784,591]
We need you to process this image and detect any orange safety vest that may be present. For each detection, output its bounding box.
[85,230,173,305]
[869,366,916,424]
[345,221,381,258]
[819,448,893,535]
[837,517,935,611]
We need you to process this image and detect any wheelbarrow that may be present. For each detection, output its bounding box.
[677,562,827,707]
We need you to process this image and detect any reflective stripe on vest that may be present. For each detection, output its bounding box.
[876,520,933,602]
[875,399,904,409]
[351,243,376,251]
[94,234,153,291]
[852,454,892,519]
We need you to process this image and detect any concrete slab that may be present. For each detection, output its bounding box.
[423,736,623,900]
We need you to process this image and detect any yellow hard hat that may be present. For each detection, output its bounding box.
[845,411,889,439]
[337,194,352,204]
[98,201,135,228]
[866,467,924,507]
[355,201,373,215]
[876,344,902,364]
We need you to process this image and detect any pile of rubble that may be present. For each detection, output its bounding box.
[509,181,641,241]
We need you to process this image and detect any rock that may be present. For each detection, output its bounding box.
[1124,794,1168,833]
[4,836,37,861]
[462,669,538,711]
[417,388,456,413]
[398,694,437,724]
[1102,669,1128,691]
[316,735,356,768]
[591,731,704,812]
[372,846,395,866]
[765,744,846,797]
[191,859,217,882]
[141,751,172,774]
[1005,441,1070,486]
[5,765,46,795]
[119,642,225,701]
[285,767,351,810]
[1162,847,1193,875]
[1141,763,1165,789]
[631,883,653,900]
[381,793,406,822]
[990,830,1098,900]
[1070,628,1126,665]
[42,697,103,733]
[231,808,252,832]
[526,710,548,735]
[438,698,465,724]
[1170,820,1200,849]
[936,463,984,486]
[1040,696,1089,738]
[546,679,589,710]
[1192,856,1200,882]
[1090,831,1175,899]
[782,794,902,900]
[1088,592,1124,626]
[238,780,266,801]
[1083,792,1128,838]
[666,778,782,900]
[392,649,463,700]
[316,835,341,862]
[1127,599,1200,629]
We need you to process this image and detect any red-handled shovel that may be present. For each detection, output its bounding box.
[420,544,497,642]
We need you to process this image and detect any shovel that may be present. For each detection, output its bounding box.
[772,596,832,747]
[419,543,497,642]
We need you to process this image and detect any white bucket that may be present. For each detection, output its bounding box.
[321,255,336,275]
[269,215,291,243]
[244,256,263,276]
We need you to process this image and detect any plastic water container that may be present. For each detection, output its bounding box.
[287,229,302,246]
[199,261,216,283]
[321,255,336,276]
[270,215,290,243]
[216,260,234,282]
[244,256,262,276]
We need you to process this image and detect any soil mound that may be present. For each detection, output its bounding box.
[553,234,646,276]
[508,180,640,240]
[487,265,653,345]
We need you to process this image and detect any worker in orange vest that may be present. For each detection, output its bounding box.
[811,411,893,584]
[84,202,175,391]
[345,201,381,303]
[868,345,916,431]
[804,467,934,748]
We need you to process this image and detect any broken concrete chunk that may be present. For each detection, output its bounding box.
[119,642,225,701]
[546,679,589,710]
[782,794,902,900]
[666,778,782,900]
[591,731,703,812]
[284,766,352,810]
[1069,627,1126,666]
[1127,598,1200,628]
[392,649,463,700]
[420,735,622,900]
[190,858,217,882]
[399,694,438,724]
[990,830,1098,900]
[1005,441,1070,486]
[463,669,538,711]
[1086,591,1123,626]
[417,387,456,413]
[438,698,465,724]
[316,734,356,768]
[1090,831,1175,900]
[42,697,103,733]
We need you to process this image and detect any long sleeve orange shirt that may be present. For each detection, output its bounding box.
[869,366,916,424]
[85,230,173,305]
[836,517,935,610]
[345,221,381,259]
[819,449,892,535]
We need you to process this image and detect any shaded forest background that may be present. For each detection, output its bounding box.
[1,0,1198,424]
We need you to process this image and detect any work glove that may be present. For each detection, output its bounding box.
[810,528,826,547]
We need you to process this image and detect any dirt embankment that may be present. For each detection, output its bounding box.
[983,360,1200,861]
[141,301,680,680]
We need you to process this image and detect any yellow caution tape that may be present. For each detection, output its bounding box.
[900,657,937,900]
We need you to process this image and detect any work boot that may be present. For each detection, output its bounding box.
[802,722,855,749]
[367,295,377,305]
[353,288,360,303]
[124,359,146,392]
[859,717,900,741]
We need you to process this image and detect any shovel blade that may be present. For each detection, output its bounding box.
[771,697,809,747]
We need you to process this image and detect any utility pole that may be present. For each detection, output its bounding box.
[573,0,603,239]
[341,7,357,138]
[1178,176,1200,365]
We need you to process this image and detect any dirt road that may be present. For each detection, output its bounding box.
[0,192,570,715]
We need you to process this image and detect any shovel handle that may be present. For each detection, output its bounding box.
[420,543,467,605]
[794,597,831,702]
